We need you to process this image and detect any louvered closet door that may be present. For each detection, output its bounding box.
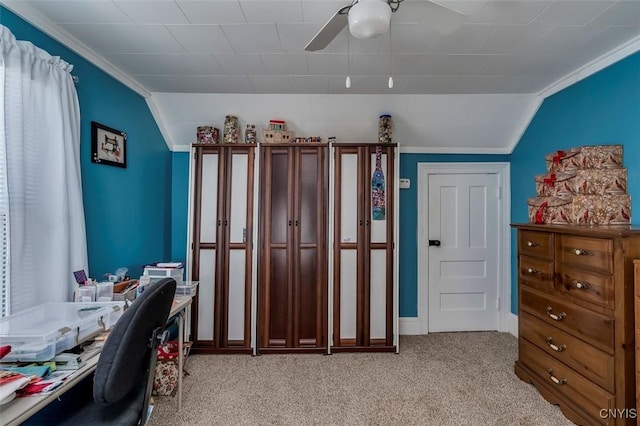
[333,144,395,351]
[191,145,254,353]
[258,145,327,352]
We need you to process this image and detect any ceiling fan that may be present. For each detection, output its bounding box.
[304,0,467,52]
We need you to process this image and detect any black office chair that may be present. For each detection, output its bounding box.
[57,277,177,425]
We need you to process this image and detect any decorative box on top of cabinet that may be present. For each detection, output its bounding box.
[513,224,640,425]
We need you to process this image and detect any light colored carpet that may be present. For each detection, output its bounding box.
[149,332,574,426]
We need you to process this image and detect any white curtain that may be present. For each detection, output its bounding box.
[0,25,88,314]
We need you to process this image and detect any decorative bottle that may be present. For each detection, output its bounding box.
[223,115,240,143]
[378,114,392,144]
[245,124,257,144]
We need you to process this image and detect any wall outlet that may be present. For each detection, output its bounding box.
[399,178,410,189]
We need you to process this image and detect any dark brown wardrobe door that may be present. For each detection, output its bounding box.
[258,144,328,353]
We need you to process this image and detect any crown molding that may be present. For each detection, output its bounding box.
[538,34,640,99]
[1,1,150,98]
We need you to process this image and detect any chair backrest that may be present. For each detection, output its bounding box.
[93,278,176,405]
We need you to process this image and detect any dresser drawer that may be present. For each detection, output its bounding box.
[520,339,614,425]
[520,312,614,392]
[557,264,614,309]
[521,287,614,354]
[519,230,554,259]
[558,235,613,274]
[519,256,555,293]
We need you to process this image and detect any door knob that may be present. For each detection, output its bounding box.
[429,240,441,247]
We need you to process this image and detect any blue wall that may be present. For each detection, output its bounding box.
[1,8,172,280]
[510,51,640,313]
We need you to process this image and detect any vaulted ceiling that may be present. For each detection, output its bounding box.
[2,1,639,152]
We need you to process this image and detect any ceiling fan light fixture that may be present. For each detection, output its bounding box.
[348,0,391,40]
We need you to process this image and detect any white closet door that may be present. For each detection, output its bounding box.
[369,249,387,339]
[199,153,219,243]
[338,153,358,341]
[227,152,249,342]
[198,249,216,340]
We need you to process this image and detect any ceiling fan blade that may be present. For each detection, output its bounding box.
[304,7,350,52]
[398,1,467,35]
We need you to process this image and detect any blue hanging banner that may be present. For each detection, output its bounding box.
[371,146,386,220]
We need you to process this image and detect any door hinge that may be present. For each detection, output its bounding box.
[496,298,500,310]
[496,186,502,199]
[191,242,194,249]
[194,151,198,159]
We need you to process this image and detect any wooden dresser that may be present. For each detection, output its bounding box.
[513,224,639,425]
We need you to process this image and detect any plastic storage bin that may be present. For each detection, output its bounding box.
[176,281,198,296]
[0,301,125,362]
[143,266,183,285]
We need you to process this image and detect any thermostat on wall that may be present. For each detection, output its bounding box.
[399,178,410,189]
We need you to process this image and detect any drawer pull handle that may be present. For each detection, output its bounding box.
[546,368,567,385]
[572,248,593,256]
[546,306,566,321]
[526,241,540,247]
[571,280,592,291]
[526,268,539,274]
[545,336,566,352]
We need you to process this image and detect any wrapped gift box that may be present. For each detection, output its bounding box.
[573,168,627,195]
[545,145,623,173]
[571,194,631,225]
[534,171,576,197]
[527,196,572,224]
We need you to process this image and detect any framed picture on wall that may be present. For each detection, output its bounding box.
[91,121,127,168]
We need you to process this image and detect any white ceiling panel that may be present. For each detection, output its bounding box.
[434,54,493,75]
[392,54,446,75]
[114,1,190,24]
[176,0,246,24]
[26,1,132,24]
[288,75,329,93]
[215,54,265,74]
[60,23,186,54]
[301,1,347,23]
[590,0,640,26]
[307,53,349,75]
[248,75,292,93]
[222,23,282,53]
[472,1,552,25]
[379,24,439,54]
[277,23,322,52]
[428,24,498,54]
[239,1,303,24]
[477,24,551,54]
[531,1,615,26]
[135,75,254,93]
[260,53,309,74]
[166,25,234,54]
[104,53,224,75]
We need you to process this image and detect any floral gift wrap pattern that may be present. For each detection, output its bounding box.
[529,144,630,225]
[571,194,631,225]
[545,145,623,173]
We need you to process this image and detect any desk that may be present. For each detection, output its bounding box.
[0,295,193,426]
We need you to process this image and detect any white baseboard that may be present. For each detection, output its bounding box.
[400,315,518,337]
[399,317,420,335]
[507,313,518,338]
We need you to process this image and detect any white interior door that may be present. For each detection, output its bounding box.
[427,172,499,332]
